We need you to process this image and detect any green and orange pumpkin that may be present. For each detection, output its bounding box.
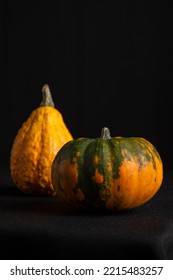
[51,127,163,211]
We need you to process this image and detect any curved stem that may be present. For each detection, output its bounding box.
[100,127,111,139]
[40,84,55,107]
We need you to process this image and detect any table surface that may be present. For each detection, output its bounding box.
[0,167,173,260]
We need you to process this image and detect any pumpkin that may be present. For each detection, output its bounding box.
[51,127,163,211]
[10,84,73,196]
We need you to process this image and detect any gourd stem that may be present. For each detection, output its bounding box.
[100,127,111,140]
[40,84,55,107]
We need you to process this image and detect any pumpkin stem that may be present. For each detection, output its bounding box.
[40,84,55,107]
[100,127,111,140]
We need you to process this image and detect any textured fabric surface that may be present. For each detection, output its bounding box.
[0,168,173,260]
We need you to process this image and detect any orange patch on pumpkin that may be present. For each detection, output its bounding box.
[94,155,99,165]
[58,159,78,202]
[76,151,81,157]
[106,163,112,171]
[75,188,85,201]
[106,156,163,210]
[92,168,104,184]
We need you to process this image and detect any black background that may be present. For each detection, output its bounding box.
[0,1,173,262]
[0,0,172,174]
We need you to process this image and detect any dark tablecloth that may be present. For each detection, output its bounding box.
[0,167,173,260]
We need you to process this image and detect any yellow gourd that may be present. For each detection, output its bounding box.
[10,84,73,196]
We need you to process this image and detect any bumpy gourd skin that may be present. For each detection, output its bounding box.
[10,85,73,196]
[52,128,163,211]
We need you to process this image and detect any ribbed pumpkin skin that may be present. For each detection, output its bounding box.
[10,85,73,196]
[52,131,163,211]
